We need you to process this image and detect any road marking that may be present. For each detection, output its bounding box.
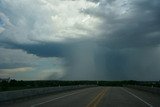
[87,88,108,107]
[122,88,153,107]
[30,90,84,107]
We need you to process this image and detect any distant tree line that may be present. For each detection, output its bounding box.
[0,79,160,91]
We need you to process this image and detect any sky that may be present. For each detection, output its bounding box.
[0,0,160,80]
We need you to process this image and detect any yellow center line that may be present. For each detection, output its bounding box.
[87,87,109,107]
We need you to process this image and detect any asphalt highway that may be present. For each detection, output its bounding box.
[1,87,160,107]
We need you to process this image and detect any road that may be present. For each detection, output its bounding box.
[1,87,160,107]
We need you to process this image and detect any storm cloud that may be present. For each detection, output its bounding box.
[0,0,160,80]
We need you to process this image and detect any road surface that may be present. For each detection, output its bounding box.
[1,87,160,107]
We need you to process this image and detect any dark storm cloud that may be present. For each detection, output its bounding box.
[1,0,160,80]
[13,43,69,57]
[77,0,160,80]
[0,40,71,57]
[83,0,160,49]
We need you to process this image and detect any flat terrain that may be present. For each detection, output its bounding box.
[1,87,160,107]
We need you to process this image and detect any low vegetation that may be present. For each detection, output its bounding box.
[0,80,160,92]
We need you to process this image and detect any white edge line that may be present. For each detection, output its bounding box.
[122,88,153,107]
[30,91,82,107]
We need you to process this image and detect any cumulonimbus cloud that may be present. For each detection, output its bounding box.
[0,0,160,80]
